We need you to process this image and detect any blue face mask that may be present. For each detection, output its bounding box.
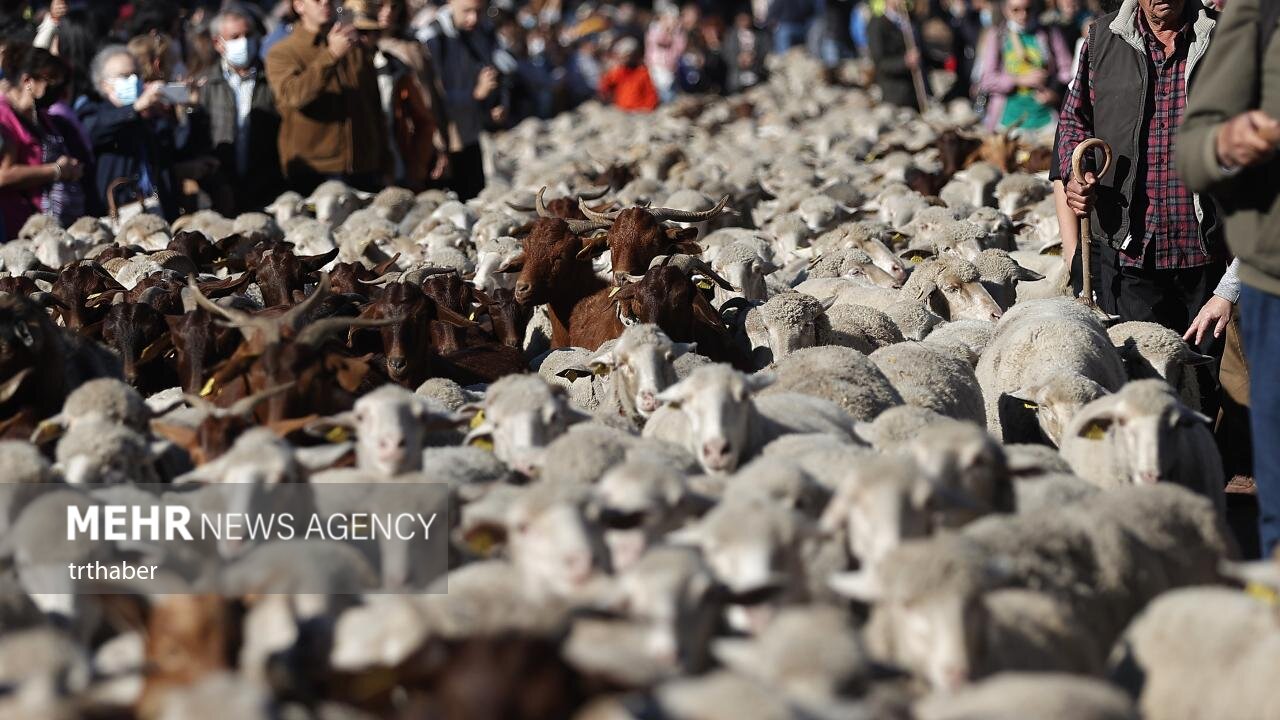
[224,37,258,69]
[112,74,141,106]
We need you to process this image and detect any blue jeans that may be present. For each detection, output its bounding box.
[1239,284,1280,556]
[774,22,812,54]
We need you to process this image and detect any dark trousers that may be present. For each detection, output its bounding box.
[1239,284,1280,557]
[447,143,486,202]
[1105,249,1227,416]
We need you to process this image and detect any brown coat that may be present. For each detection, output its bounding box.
[265,26,389,177]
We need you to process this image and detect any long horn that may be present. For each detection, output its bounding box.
[506,200,536,213]
[280,272,332,330]
[564,218,613,235]
[578,197,619,223]
[186,275,259,326]
[647,194,734,223]
[226,383,296,418]
[295,316,394,348]
[575,184,611,201]
[135,286,167,307]
[535,187,552,218]
[356,271,405,286]
[661,254,735,290]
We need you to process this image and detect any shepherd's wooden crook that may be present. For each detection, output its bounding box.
[1070,138,1113,308]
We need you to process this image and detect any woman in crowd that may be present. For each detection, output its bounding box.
[976,0,1072,132]
[0,43,84,235]
[77,45,177,220]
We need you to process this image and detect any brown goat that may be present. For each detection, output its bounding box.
[577,195,732,276]
[503,217,612,348]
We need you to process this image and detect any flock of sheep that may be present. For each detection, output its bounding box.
[0,52,1276,720]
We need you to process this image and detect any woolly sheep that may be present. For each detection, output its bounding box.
[117,213,171,252]
[471,235,523,295]
[909,219,987,263]
[745,292,832,361]
[587,325,695,429]
[1004,371,1109,446]
[1107,321,1213,412]
[592,460,699,571]
[711,240,778,302]
[759,345,903,421]
[1059,380,1225,507]
[306,180,368,227]
[536,347,607,412]
[311,385,462,476]
[976,306,1126,441]
[1108,587,1279,720]
[38,378,150,438]
[914,673,1139,720]
[817,303,905,354]
[369,187,417,223]
[647,364,855,474]
[464,374,591,476]
[54,418,159,485]
[905,421,1014,524]
[899,254,1004,322]
[922,319,998,361]
[940,162,1003,209]
[882,298,946,340]
[853,405,957,449]
[994,173,1051,216]
[872,342,986,423]
[835,540,1106,691]
[973,249,1044,309]
[414,376,482,412]
[535,423,639,486]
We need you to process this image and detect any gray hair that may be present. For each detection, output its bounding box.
[211,6,258,40]
[90,45,133,94]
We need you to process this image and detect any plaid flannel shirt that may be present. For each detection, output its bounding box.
[1056,15,1212,269]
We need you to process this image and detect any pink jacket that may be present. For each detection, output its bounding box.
[0,99,46,236]
[976,25,1073,130]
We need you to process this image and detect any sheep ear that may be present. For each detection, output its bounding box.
[711,638,760,674]
[1038,241,1064,256]
[557,365,594,382]
[1179,346,1216,366]
[910,278,938,304]
[1006,386,1041,406]
[296,442,355,472]
[829,570,882,602]
[671,341,697,357]
[1075,415,1115,441]
[656,378,692,407]
[665,523,702,547]
[461,521,508,557]
[496,253,524,273]
[900,248,934,265]
[818,297,836,315]
[305,412,358,443]
[1014,265,1045,282]
[30,414,68,445]
[588,350,617,376]
[0,367,34,404]
[746,371,777,393]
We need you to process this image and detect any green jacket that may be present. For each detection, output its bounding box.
[1177,0,1280,295]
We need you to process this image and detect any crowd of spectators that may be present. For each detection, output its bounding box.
[0,0,1109,234]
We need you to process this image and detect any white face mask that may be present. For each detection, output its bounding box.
[224,36,252,68]
[111,74,140,106]
[1007,19,1026,33]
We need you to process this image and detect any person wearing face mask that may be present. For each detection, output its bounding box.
[194,5,283,215]
[76,44,177,221]
[976,0,1072,131]
[0,43,84,235]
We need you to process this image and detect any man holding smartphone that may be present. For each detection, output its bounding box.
[265,0,389,195]
[421,0,513,201]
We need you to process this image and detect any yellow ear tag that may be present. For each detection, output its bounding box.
[469,409,486,429]
[468,310,477,320]
[325,427,349,443]
[1083,423,1107,440]
[1245,582,1279,607]
[696,279,714,290]
[608,286,622,298]
[467,527,498,555]
[199,376,218,397]
[910,255,926,265]
[593,364,610,377]
[1023,402,1038,410]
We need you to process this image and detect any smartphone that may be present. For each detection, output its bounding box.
[160,82,189,104]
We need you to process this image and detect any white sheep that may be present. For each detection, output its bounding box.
[308,384,462,476]
[1108,320,1214,412]
[758,345,903,422]
[871,341,986,423]
[915,673,1139,720]
[1059,379,1225,507]
[463,374,591,476]
[645,364,854,474]
[587,324,695,429]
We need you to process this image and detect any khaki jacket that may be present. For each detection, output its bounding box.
[1177,0,1280,295]
[265,26,389,177]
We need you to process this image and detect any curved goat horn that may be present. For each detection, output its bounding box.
[647,194,734,223]
[564,218,613,235]
[575,184,611,201]
[226,382,296,418]
[535,187,552,218]
[185,274,260,326]
[506,200,536,213]
[295,316,394,348]
[578,197,619,224]
[280,272,332,330]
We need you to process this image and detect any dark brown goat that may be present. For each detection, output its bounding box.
[502,217,612,348]
[507,185,611,221]
[577,195,732,276]
[50,262,123,332]
[151,384,298,465]
[166,306,239,395]
[101,293,175,393]
[248,243,339,307]
[0,294,121,435]
[190,274,391,423]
